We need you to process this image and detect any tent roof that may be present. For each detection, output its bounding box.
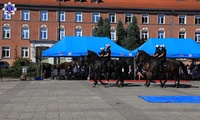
[42,36,132,57]
[132,38,200,58]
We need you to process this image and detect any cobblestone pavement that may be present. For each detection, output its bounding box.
[0,79,200,120]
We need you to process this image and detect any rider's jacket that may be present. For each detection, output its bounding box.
[99,50,105,57]
[154,48,161,58]
[160,48,166,59]
[105,48,111,61]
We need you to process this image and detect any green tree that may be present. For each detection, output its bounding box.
[125,15,140,50]
[102,18,111,39]
[93,17,104,36]
[123,15,140,66]
[116,19,125,46]
[93,17,111,38]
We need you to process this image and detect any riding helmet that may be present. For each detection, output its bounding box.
[100,47,104,50]
[155,45,159,48]
[106,44,110,47]
[160,44,165,48]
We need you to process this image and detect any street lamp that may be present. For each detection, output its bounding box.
[57,0,62,64]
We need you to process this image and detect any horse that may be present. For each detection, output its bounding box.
[84,50,106,87]
[135,50,188,88]
[84,50,129,87]
[104,58,129,87]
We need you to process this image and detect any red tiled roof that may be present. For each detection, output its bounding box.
[0,0,200,10]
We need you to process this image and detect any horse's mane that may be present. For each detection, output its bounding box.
[88,50,98,56]
[139,50,153,58]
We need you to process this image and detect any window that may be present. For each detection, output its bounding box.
[39,28,47,39]
[158,14,165,24]
[92,12,100,23]
[75,12,82,22]
[110,30,116,41]
[91,0,99,3]
[179,15,186,24]
[2,27,11,39]
[21,47,29,58]
[142,14,149,24]
[2,11,11,20]
[195,15,200,25]
[21,28,29,39]
[109,13,116,23]
[125,13,132,23]
[21,10,30,20]
[179,31,186,38]
[2,46,10,58]
[57,28,65,40]
[141,31,149,40]
[58,11,65,22]
[158,31,165,38]
[195,32,200,42]
[75,0,82,2]
[74,29,82,36]
[40,11,48,21]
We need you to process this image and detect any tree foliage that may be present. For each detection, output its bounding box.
[124,15,140,51]
[116,19,125,46]
[93,17,111,38]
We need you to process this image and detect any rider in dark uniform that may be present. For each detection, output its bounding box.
[158,44,167,73]
[103,44,111,63]
[99,47,105,57]
[154,45,161,58]
[154,45,161,73]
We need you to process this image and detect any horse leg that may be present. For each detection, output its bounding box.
[174,75,180,88]
[105,72,110,86]
[98,73,105,86]
[93,78,98,87]
[117,75,124,87]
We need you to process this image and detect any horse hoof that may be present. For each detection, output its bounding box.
[93,84,96,87]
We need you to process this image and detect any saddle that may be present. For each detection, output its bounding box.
[163,61,169,67]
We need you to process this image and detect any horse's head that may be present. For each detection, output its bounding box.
[85,50,99,64]
[135,50,147,64]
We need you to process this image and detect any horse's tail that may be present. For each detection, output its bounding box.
[178,61,188,76]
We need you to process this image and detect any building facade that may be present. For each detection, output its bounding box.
[1,0,200,65]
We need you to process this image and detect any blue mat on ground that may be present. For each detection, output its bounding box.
[138,96,200,103]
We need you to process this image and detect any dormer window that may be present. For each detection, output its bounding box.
[75,0,82,2]
[91,0,99,3]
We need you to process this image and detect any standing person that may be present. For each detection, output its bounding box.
[98,47,105,57]
[103,44,111,63]
[136,63,144,80]
[158,44,167,73]
[189,59,197,72]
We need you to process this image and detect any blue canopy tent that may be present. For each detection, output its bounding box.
[132,38,200,58]
[42,36,133,57]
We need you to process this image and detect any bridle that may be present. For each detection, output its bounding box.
[135,51,144,65]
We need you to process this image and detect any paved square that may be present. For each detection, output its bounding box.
[0,79,200,120]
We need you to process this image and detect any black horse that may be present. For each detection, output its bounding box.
[135,50,188,88]
[85,50,129,87]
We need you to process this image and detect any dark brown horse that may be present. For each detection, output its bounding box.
[84,50,128,87]
[135,50,188,88]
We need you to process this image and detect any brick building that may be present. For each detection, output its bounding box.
[1,0,200,65]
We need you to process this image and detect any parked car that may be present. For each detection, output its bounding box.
[0,61,10,69]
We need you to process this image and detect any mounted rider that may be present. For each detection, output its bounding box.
[103,44,111,63]
[157,44,167,73]
[153,45,161,58]
[99,47,105,57]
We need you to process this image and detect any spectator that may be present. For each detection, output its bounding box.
[189,60,197,72]
[128,65,134,79]
[136,63,145,80]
